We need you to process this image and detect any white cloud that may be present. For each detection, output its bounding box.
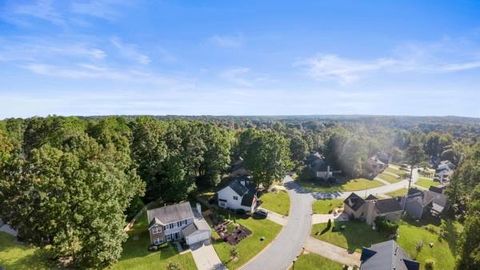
[299,39,480,84]
[70,0,128,21]
[208,34,244,48]
[220,67,252,86]
[23,63,193,89]
[111,37,151,65]
[297,54,396,84]
[6,0,64,25]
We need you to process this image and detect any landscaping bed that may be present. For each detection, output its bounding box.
[214,220,252,245]
[213,216,281,269]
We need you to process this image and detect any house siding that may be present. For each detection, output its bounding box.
[217,186,252,212]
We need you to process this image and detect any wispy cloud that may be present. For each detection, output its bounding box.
[0,0,129,27]
[220,67,252,86]
[70,0,129,21]
[298,38,480,84]
[2,0,64,26]
[297,54,396,84]
[208,34,244,48]
[111,37,151,65]
[24,63,193,89]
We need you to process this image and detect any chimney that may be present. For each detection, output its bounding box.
[196,203,202,214]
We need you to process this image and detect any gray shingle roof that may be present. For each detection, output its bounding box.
[147,201,194,226]
[229,179,249,196]
[361,240,419,270]
[344,193,365,211]
[374,198,402,214]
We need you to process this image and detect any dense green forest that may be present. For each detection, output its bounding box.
[0,115,479,269]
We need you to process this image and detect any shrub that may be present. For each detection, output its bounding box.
[425,259,435,270]
[374,216,399,235]
[416,240,424,253]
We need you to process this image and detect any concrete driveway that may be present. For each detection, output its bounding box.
[241,175,314,270]
[190,242,226,270]
[304,237,360,266]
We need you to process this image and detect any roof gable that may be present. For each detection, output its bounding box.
[344,193,365,211]
[147,202,194,226]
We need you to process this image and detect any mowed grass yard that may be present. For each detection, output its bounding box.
[312,199,344,214]
[416,177,440,189]
[298,178,384,193]
[213,217,282,269]
[311,219,460,270]
[260,190,290,216]
[376,173,401,183]
[110,212,196,270]
[385,188,408,197]
[292,253,343,270]
[384,166,408,178]
[0,232,54,270]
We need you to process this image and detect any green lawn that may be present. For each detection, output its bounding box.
[260,190,290,216]
[293,253,343,270]
[384,167,408,178]
[311,221,388,253]
[396,219,458,270]
[312,199,344,214]
[416,177,440,189]
[376,173,401,183]
[311,219,459,270]
[385,188,408,197]
[298,178,384,193]
[110,212,196,270]
[213,217,282,269]
[0,232,54,270]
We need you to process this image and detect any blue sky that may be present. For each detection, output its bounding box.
[1,0,480,118]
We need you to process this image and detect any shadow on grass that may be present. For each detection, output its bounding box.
[314,220,389,253]
[0,233,56,270]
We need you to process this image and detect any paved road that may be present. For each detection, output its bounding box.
[241,175,314,270]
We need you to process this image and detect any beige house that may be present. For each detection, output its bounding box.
[343,193,403,225]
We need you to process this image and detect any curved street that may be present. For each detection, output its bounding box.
[240,169,419,270]
[241,175,313,270]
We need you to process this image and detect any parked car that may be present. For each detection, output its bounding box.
[253,209,268,219]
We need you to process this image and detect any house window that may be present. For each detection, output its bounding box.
[167,223,174,229]
[177,221,182,227]
[154,238,162,245]
[152,226,161,234]
[166,234,172,241]
[233,196,239,200]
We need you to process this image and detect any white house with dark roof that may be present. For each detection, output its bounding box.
[147,202,211,246]
[217,176,258,213]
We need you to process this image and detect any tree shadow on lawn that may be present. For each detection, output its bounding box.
[329,221,389,254]
[119,231,177,262]
[0,234,56,270]
[401,216,460,256]
[295,178,345,194]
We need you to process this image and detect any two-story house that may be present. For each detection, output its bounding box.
[217,176,257,213]
[147,202,211,246]
[343,193,403,225]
